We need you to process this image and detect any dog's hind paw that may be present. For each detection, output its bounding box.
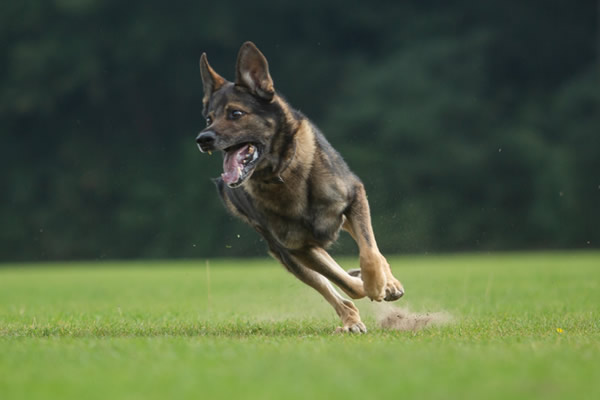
[347,268,361,278]
[335,321,367,334]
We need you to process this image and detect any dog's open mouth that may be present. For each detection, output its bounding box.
[222,143,261,187]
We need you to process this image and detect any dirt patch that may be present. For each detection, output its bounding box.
[371,303,453,331]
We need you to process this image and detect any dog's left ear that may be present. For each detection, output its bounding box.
[235,42,275,101]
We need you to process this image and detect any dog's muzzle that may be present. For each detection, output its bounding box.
[196,130,216,153]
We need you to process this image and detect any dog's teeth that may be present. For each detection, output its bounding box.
[238,166,243,175]
[248,145,254,155]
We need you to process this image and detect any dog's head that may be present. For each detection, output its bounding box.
[197,42,292,188]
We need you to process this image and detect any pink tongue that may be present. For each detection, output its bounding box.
[222,144,250,185]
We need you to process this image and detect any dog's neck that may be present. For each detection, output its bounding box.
[250,117,315,187]
[244,117,315,217]
[253,97,314,185]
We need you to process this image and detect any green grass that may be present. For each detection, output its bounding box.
[1,252,599,399]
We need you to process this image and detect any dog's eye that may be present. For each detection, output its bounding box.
[229,109,245,120]
[205,116,213,126]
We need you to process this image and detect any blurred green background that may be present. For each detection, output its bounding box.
[1,0,598,261]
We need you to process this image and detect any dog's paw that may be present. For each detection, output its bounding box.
[335,321,367,334]
[384,277,405,301]
[361,268,386,302]
[347,268,361,278]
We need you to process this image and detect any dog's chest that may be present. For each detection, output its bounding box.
[246,182,348,250]
[258,205,344,250]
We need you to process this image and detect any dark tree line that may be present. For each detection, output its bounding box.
[1,0,598,261]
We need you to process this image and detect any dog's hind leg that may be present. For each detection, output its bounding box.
[269,248,367,333]
[290,247,366,300]
[343,183,404,302]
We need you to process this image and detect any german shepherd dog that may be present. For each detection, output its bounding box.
[196,42,404,333]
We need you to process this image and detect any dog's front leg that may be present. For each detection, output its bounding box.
[344,184,405,302]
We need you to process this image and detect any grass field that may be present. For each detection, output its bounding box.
[1,252,599,399]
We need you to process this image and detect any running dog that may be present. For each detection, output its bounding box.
[196,42,404,333]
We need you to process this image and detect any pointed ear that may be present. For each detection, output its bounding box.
[235,42,275,101]
[199,53,226,107]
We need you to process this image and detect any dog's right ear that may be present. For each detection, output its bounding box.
[199,53,226,107]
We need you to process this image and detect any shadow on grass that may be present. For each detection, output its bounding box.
[1,320,357,338]
[0,317,443,338]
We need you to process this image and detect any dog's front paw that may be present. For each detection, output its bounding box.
[384,277,404,301]
[382,257,404,301]
[361,268,386,302]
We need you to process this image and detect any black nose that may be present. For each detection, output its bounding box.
[196,130,216,150]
